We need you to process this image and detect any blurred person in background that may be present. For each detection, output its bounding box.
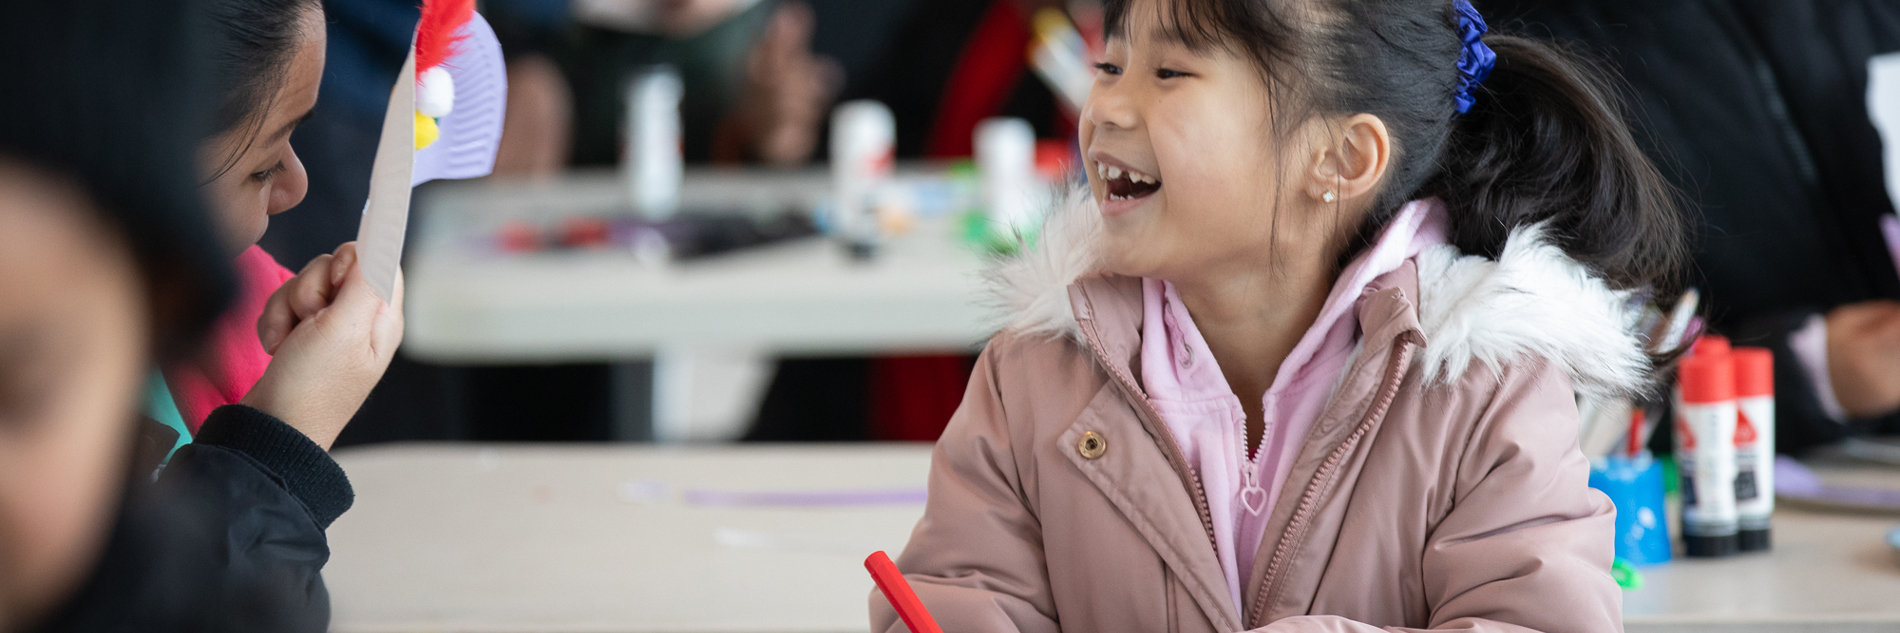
[748,0,1095,444]
[1,0,389,630]
[1486,0,1900,454]
[854,0,1085,158]
[562,0,846,167]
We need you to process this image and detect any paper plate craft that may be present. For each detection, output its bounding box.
[355,0,507,302]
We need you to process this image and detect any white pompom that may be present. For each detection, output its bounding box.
[417,66,456,118]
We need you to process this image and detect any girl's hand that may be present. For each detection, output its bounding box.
[244,242,403,449]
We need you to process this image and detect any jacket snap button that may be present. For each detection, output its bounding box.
[1077,431,1107,460]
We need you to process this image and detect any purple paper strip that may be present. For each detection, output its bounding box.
[682,488,929,507]
[1776,456,1900,510]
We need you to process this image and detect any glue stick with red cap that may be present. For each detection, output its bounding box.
[1691,334,1730,358]
[1732,347,1775,551]
[1676,352,1740,557]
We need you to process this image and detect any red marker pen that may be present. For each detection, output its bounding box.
[866,551,943,633]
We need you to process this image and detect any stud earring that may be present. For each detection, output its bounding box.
[1322,191,1336,203]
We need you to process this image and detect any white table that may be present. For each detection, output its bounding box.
[326,443,933,633]
[324,444,1900,633]
[403,169,994,364]
[1621,457,1900,633]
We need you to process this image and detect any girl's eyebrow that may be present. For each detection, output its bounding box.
[1148,26,1187,46]
[264,108,318,146]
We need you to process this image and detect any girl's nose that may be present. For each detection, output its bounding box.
[1085,81,1140,131]
[268,147,309,216]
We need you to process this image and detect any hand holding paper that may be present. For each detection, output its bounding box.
[246,242,403,450]
[242,0,503,448]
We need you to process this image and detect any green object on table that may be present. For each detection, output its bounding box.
[956,210,1037,256]
[1661,453,1679,497]
[946,159,979,180]
[1611,557,1644,590]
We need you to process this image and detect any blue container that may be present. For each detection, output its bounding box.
[1589,453,1673,566]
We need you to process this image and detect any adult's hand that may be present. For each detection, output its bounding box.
[244,242,403,449]
[1825,299,1900,419]
[712,1,842,166]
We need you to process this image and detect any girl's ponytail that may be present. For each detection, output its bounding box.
[1422,34,1689,295]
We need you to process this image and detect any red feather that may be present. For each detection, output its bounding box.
[414,0,474,76]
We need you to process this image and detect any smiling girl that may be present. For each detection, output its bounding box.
[872,0,1686,631]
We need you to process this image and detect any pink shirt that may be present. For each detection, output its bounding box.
[1139,200,1449,612]
[164,245,295,432]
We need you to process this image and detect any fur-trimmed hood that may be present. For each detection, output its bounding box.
[984,189,1651,399]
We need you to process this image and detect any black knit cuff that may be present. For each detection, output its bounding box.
[195,405,354,528]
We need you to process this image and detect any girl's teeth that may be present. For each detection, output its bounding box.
[1096,162,1159,186]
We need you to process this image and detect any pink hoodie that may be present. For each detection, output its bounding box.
[1140,200,1449,612]
[164,245,294,432]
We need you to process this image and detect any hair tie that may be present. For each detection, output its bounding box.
[1452,0,1496,114]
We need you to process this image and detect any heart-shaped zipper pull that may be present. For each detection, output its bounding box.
[1240,485,1268,516]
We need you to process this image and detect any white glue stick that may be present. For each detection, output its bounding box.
[975,117,1037,235]
[1676,352,1740,557]
[1732,347,1775,551]
[829,100,895,252]
[624,66,683,220]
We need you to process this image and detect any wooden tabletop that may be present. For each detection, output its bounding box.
[324,443,1900,633]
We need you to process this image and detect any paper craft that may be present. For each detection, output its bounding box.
[355,0,507,302]
[1869,52,1900,213]
[355,49,417,303]
[412,12,506,185]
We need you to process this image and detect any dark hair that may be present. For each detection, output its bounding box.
[1102,0,1690,299]
[0,0,234,360]
[203,0,321,179]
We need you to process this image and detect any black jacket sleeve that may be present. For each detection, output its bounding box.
[29,405,351,633]
[184,404,354,528]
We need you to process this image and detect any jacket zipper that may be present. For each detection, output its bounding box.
[1080,300,1421,629]
[1078,317,1221,546]
[1246,336,1417,628]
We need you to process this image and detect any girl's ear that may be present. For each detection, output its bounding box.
[1305,114,1392,205]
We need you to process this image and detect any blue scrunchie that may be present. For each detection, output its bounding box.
[1452,0,1496,114]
